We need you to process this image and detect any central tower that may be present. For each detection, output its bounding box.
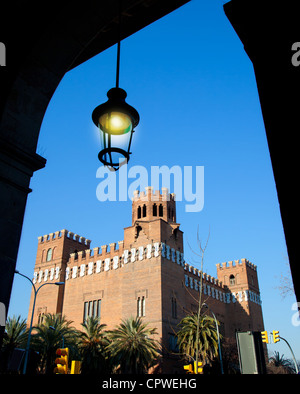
[124,186,182,256]
[131,186,176,225]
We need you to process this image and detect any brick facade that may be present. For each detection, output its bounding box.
[28,187,265,372]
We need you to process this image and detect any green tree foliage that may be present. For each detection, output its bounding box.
[78,316,111,374]
[1,315,28,372]
[176,312,219,364]
[30,313,78,374]
[1,314,166,374]
[106,316,161,374]
[2,315,28,350]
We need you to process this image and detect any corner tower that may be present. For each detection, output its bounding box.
[27,229,91,326]
[216,259,265,334]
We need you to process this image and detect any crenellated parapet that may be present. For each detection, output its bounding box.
[64,241,164,280]
[184,262,224,290]
[68,240,125,264]
[38,229,91,247]
[63,240,184,281]
[216,258,257,271]
[183,262,230,304]
[133,187,176,202]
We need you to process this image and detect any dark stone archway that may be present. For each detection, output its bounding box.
[1,0,299,355]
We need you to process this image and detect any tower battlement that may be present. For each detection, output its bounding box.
[133,186,176,202]
[69,240,125,264]
[184,262,225,290]
[216,258,257,272]
[38,229,91,247]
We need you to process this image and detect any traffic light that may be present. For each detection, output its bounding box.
[272,330,280,343]
[183,363,194,374]
[194,361,203,374]
[261,331,269,343]
[184,362,203,374]
[54,347,69,374]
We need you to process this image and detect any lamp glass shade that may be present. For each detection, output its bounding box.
[99,126,132,168]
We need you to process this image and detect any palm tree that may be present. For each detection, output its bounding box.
[268,351,295,374]
[1,315,28,372]
[30,313,78,374]
[176,312,219,365]
[106,316,161,374]
[78,316,110,374]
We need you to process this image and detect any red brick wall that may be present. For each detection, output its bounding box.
[28,189,265,372]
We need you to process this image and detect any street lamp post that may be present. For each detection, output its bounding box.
[279,336,299,374]
[202,302,224,374]
[14,270,64,374]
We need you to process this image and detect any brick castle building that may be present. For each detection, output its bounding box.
[28,187,265,372]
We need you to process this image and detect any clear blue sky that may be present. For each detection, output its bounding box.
[9,0,299,363]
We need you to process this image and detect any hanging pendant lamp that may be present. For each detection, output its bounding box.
[92,0,139,171]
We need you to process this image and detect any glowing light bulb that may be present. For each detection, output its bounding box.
[110,114,123,129]
[99,112,132,135]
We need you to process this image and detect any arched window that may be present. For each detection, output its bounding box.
[137,296,146,317]
[159,204,163,217]
[137,206,141,219]
[229,274,235,285]
[142,297,145,317]
[153,203,157,216]
[46,248,52,262]
[137,297,141,316]
[38,313,45,325]
[142,204,146,217]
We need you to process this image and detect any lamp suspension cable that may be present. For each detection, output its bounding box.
[116,0,122,89]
